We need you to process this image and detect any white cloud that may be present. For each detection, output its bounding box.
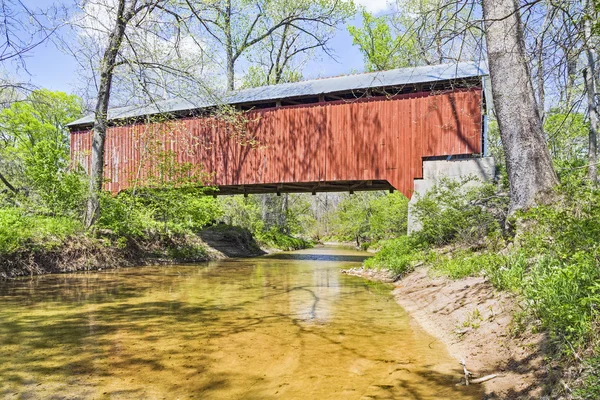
[354,0,393,14]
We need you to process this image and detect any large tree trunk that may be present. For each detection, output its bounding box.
[84,0,137,228]
[584,0,598,183]
[482,0,558,213]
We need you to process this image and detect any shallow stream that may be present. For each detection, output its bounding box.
[0,246,483,399]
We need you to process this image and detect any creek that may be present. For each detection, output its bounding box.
[0,246,482,399]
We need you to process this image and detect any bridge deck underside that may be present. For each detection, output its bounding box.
[215,180,394,196]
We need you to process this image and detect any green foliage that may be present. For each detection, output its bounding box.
[411,177,506,247]
[428,250,488,279]
[417,176,600,352]
[576,355,600,399]
[257,227,313,251]
[0,90,86,215]
[364,236,425,275]
[241,65,302,88]
[545,109,588,165]
[331,191,409,246]
[0,208,82,255]
[23,140,87,216]
[220,195,264,234]
[0,89,83,155]
[369,192,409,241]
[504,179,600,347]
[332,192,375,245]
[347,10,417,72]
[218,194,313,250]
[97,189,222,238]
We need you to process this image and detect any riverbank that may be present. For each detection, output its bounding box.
[343,265,547,399]
[0,225,273,279]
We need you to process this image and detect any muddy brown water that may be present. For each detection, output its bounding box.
[0,246,483,399]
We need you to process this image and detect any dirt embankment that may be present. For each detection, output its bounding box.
[0,225,265,279]
[343,266,547,399]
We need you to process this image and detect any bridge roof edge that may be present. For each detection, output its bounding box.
[67,61,488,130]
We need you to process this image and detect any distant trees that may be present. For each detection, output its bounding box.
[331,192,408,247]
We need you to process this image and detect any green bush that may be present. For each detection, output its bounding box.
[369,192,409,241]
[0,208,82,255]
[97,188,222,238]
[257,227,313,251]
[24,140,87,217]
[482,252,527,291]
[412,177,506,246]
[364,236,425,275]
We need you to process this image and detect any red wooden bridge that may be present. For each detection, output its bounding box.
[68,63,488,198]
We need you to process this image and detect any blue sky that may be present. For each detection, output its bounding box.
[14,0,393,95]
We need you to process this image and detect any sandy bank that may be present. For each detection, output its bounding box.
[343,266,546,399]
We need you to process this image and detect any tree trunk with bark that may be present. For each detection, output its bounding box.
[482,0,558,212]
[584,0,598,183]
[84,0,137,228]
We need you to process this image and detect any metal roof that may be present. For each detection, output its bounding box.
[67,62,487,129]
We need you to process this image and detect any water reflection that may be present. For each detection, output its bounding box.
[0,246,483,399]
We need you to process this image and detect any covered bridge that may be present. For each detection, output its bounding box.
[67,62,489,198]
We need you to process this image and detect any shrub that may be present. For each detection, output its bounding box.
[364,236,425,276]
[257,227,313,251]
[369,192,409,241]
[0,208,82,255]
[412,177,507,247]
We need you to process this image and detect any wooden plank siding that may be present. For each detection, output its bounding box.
[70,88,483,198]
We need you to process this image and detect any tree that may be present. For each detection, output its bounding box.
[583,0,598,182]
[393,0,483,65]
[70,0,205,227]
[0,90,84,212]
[482,0,559,212]
[186,0,354,90]
[0,0,63,102]
[347,10,418,72]
[82,0,144,228]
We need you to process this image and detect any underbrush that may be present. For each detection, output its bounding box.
[363,236,424,276]
[0,208,83,255]
[257,227,313,251]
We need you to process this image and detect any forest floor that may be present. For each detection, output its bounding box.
[343,265,548,399]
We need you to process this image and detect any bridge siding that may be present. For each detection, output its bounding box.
[70,88,482,198]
